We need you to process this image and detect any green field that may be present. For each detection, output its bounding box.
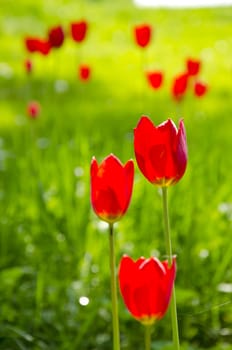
[1,0,232,349]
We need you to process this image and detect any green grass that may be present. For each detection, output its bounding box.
[1,0,232,349]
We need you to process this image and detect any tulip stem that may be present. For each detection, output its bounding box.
[144,325,151,350]
[109,223,121,350]
[161,186,180,350]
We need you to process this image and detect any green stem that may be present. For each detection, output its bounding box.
[109,223,121,350]
[161,186,180,350]
[144,325,151,350]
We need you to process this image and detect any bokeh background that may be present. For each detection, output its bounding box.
[1,0,232,349]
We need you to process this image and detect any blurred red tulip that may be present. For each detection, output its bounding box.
[25,38,39,53]
[37,40,51,55]
[90,154,134,223]
[186,58,201,76]
[172,73,189,101]
[24,59,33,74]
[134,24,152,48]
[48,25,65,48]
[119,255,176,325]
[27,101,41,119]
[194,81,208,97]
[134,116,187,187]
[79,65,91,81]
[25,37,51,55]
[146,71,163,89]
[71,20,88,42]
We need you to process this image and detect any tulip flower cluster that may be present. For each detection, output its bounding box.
[23,19,91,121]
[133,24,208,103]
[133,23,165,92]
[90,115,188,350]
[172,58,208,101]
[24,19,91,83]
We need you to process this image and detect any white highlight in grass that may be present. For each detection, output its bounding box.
[95,220,109,232]
[199,249,209,259]
[79,296,90,306]
[74,166,84,177]
[0,62,13,79]
[134,0,232,7]
[217,283,232,293]
[54,79,69,94]
[75,181,85,198]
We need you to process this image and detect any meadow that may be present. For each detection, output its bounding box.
[1,0,232,349]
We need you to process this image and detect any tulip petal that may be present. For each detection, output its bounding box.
[175,120,188,183]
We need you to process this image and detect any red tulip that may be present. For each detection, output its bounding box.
[194,81,208,97]
[146,71,163,89]
[79,65,91,81]
[25,38,39,53]
[25,37,51,55]
[172,73,189,102]
[90,154,134,224]
[119,255,176,325]
[24,59,33,74]
[37,39,51,55]
[71,20,88,42]
[134,116,187,187]
[134,24,152,48]
[48,25,65,48]
[37,40,51,55]
[27,101,41,119]
[186,58,201,76]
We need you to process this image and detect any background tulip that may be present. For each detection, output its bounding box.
[134,24,152,48]
[48,25,65,48]
[194,81,208,97]
[186,58,201,76]
[25,37,51,55]
[119,255,176,325]
[172,73,189,101]
[24,59,33,74]
[25,37,39,53]
[71,20,88,42]
[134,116,187,186]
[79,64,91,81]
[36,39,51,55]
[27,101,41,119]
[90,154,134,223]
[146,71,163,89]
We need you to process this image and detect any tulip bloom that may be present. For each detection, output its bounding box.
[172,73,189,101]
[36,39,51,55]
[90,154,134,223]
[186,58,201,76]
[27,101,41,119]
[48,25,65,48]
[71,20,88,42]
[24,59,33,74]
[25,37,51,55]
[134,24,152,48]
[119,255,176,325]
[146,71,163,89]
[79,65,91,81]
[25,38,39,53]
[134,116,187,187]
[194,81,208,97]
